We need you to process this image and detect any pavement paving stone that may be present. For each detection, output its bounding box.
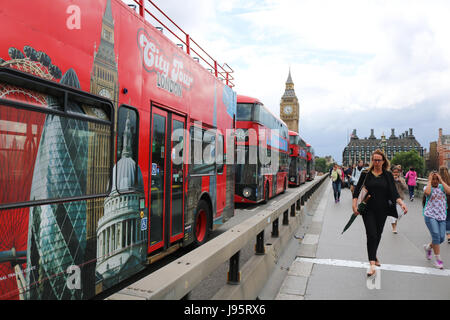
[296,244,317,258]
[287,260,314,277]
[278,275,308,296]
[275,293,305,300]
[277,182,450,300]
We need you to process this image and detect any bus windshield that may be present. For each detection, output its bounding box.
[236,103,253,121]
[289,135,299,145]
[235,146,258,184]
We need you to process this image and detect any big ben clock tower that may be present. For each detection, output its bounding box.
[280,69,300,133]
[90,0,118,109]
[86,0,119,241]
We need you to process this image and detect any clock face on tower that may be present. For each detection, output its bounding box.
[283,105,293,115]
[98,88,112,99]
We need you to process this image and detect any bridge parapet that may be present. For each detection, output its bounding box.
[106,174,329,300]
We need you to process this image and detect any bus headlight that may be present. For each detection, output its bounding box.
[243,188,252,198]
[290,177,295,182]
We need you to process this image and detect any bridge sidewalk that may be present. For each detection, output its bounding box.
[274,181,450,300]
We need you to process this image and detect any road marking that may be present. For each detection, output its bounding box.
[296,257,450,277]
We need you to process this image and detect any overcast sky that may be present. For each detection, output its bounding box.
[125,0,450,163]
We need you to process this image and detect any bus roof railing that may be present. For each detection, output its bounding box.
[129,0,235,88]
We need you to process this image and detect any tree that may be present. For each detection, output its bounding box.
[315,157,333,173]
[391,150,425,177]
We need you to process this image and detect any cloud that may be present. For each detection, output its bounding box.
[125,0,450,162]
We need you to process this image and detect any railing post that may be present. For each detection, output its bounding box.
[227,251,241,285]
[272,218,279,238]
[296,199,301,211]
[139,0,144,17]
[186,34,190,55]
[291,203,296,217]
[255,231,265,255]
[283,210,289,225]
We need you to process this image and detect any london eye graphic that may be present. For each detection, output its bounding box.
[0,46,70,300]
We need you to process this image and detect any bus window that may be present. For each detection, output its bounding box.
[0,78,113,209]
[116,105,141,193]
[190,126,215,175]
[217,133,224,174]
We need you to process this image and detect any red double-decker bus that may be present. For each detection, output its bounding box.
[288,131,308,187]
[306,144,316,181]
[235,95,289,204]
[0,0,236,300]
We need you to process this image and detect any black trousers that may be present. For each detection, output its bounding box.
[362,210,387,261]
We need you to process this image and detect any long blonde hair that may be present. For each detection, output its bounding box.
[367,149,390,172]
[439,166,450,185]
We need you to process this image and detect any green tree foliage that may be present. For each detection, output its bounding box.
[315,157,333,173]
[391,150,425,177]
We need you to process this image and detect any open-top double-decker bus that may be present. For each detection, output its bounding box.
[288,131,308,187]
[0,0,236,300]
[234,95,289,204]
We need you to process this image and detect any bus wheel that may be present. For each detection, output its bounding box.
[194,200,211,246]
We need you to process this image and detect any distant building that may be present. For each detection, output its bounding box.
[343,128,424,166]
[438,128,450,169]
[324,155,335,166]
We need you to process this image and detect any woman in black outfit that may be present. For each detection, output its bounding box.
[352,149,408,277]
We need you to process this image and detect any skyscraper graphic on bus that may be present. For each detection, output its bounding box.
[26,69,88,300]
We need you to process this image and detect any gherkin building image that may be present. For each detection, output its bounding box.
[26,69,89,300]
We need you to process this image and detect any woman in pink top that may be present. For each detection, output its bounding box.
[405,167,418,201]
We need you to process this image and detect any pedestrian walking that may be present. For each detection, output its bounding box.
[352,149,408,277]
[397,165,404,178]
[438,166,450,243]
[423,171,450,269]
[351,160,365,194]
[389,165,408,234]
[405,167,418,201]
[344,166,353,189]
[331,164,344,203]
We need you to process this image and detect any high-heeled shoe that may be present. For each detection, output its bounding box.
[367,264,376,278]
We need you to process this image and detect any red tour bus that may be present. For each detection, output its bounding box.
[306,143,316,181]
[0,0,236,300]
[235,95,289,204]
[288,131,308,187]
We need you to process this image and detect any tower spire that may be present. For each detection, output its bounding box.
[286,67,293,84]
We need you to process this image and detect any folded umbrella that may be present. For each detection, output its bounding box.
[341,194,371,235]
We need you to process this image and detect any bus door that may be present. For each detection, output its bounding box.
[149,106,185,253]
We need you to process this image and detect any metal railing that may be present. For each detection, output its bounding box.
[128,0,235,87]
[107,174,328,300]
